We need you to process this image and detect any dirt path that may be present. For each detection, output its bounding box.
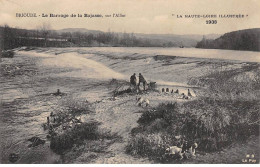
[69,94,150,163]
[91,95,149,164]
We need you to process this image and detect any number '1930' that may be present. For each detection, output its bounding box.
[206,20,217,24]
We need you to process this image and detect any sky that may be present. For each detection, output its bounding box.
[0,0,260,35]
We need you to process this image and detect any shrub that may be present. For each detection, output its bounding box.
[61,99,91,116]
[182,98,259,143]
[126,133,167,159]
[1,50,14,58]
[50,122,100,153]
[145,118,169,133]
[49,97,119,155]
[126,98,260,161]
[127,63,260,161]
[50,121,119,154]
[114,88,132,96]
[189,63,260,100]
[138,103,179,125]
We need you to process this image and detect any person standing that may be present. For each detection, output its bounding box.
[138,73,147,90]
[188,89,192,96]
[130,73,137,88]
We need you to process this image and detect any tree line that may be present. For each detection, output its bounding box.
[196,28,260,51]
[0,25,177,50]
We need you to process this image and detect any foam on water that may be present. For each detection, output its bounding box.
[73,47,260,62]
[18,51,53,58]
[30,51,127,80]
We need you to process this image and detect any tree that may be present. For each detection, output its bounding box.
[1,25,15,50]
[39,23,51,47]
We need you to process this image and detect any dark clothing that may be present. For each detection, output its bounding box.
[138,74,147,90]
[138,81,146,90]
[139,74,146,83]
[130,75,137,86]
[188,89,192,96]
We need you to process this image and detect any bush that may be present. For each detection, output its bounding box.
[50,122,100,153]
[1,50,14,58]
[146,118,169,133]
[138,103,179,125]
[114,88,132,96]
[188,64,260,100]
[126,133,167,159]
[127,103,188,161]
[61,99,91,116]
[50,121,119,154]
[127,63,260,162]
[126,98,260,161]
[182,98,259,143]
[48,97,121,155]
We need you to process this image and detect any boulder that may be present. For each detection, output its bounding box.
[28,136,45,147]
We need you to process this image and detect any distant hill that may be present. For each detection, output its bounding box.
[55,28,221,47]
[196,28,260,51]
[56,28,103,34]
[180,34,221,41]
[134,33,221,47]
[0,25,222,49]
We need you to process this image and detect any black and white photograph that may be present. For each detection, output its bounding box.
[0,0,259,164]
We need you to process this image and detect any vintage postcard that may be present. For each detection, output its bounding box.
[0,0,259,164]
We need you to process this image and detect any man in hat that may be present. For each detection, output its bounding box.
[138,73,147,90]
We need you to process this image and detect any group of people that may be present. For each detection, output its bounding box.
[130,73,147,91]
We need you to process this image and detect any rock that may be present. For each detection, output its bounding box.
[43,123,48,131]
[75,116,81,121]
[175,89,179,94]
[175,135,182,139]
[9,153,19,163]
[28,136,45,147]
